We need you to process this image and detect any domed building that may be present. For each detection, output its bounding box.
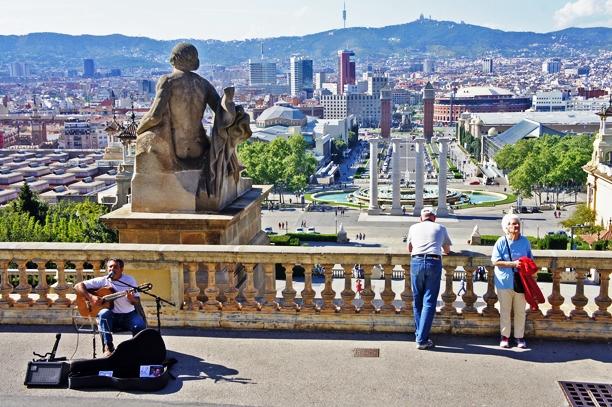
[434,86,532,125]
[255,103,307,128]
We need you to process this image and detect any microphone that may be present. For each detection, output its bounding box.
[107,271,115,280]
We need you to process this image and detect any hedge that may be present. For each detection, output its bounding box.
[287,232,337,242]
[269,235,300,246]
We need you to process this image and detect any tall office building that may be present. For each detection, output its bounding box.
[9,62,30,78]
[83,59,95,78]
[337,50,355,94]
[314,72,327,90]
[290,56,313,97]
[248,60,277,86]
[366,74,388,96]
[482,58,494,73]
[423,59,435,74]
[542,58,561,74]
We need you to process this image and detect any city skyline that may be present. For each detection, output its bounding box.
[0,0,610,41]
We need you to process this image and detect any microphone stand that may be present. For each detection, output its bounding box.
[112,278,175,333]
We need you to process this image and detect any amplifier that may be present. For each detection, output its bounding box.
[24,361,69,387]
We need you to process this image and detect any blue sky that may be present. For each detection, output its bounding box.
[1,0,610,40]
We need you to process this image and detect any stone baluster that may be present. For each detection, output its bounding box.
[241,263,260,311]
[0,260,15,308]
[460,267,478,315]
[360,265,377,313]
[593,269,611,320]
[546,266,566,320]
[481,266,499,317]
[440,267,457,315]
[33,260,51,307]
[14,260,33,307]
[74,261,85,284]
[400,265,413,315]
[53,260,71,306]
[300,264,318,313]
[223,264,242,311]
[261,263,279,312]
[184,262,202,310]
[340,263,356,314]
[281,264,298,312]
[203,263,221,311]
[379,265,397,314]
[319,264,338,313]
[570,268,589,320]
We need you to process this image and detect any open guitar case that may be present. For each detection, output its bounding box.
[68,328,175,391]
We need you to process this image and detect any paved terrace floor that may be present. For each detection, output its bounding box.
[1,325,610,407]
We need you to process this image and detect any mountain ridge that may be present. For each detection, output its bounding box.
[0,18,610,69]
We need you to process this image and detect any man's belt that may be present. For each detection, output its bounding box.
[412,254,441,260]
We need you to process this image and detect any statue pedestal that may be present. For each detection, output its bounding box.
[101,185,272,245]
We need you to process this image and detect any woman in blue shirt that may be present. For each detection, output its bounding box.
[491,213,533,349]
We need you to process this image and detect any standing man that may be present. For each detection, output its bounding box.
[407,207,452,350]
[75,259,146,356]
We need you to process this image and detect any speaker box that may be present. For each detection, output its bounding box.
[24,361,69,387]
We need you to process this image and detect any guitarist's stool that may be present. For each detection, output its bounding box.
[71,310,100,359]
[72,305,148,359]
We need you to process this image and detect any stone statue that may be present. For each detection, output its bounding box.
[131,43,252,213]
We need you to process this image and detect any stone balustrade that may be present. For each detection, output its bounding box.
[0,242,610,341]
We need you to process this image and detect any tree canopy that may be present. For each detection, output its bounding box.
[238,134,317,193]
[494,134,592,205]
[0,189,117,243]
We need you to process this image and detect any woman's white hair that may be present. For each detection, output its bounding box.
[501,213,521,231]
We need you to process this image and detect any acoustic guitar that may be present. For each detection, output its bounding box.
[75,283,152,317]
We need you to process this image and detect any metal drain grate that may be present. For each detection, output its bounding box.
[559,381,612,407]
[353,348,380,357]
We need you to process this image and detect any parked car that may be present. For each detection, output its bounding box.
[307,227,317,233]
[264,227,273,234]
[295,227,304,233]
[529,206,542,213]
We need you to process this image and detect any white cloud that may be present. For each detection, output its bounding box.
[553,0,612,28]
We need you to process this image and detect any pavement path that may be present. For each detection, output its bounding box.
[2,325,610,407]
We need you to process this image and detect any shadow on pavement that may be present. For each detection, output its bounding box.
[156,350,253,395]
[425,335,612,364]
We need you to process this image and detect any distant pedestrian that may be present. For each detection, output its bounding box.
[355,279,363,299]
[457,277,466,296]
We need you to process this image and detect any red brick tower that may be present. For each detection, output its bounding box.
[423,82,435,142]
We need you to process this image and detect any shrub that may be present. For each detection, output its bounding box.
[287,233,337,242]
[539,234,569,250]
[592,240,610,251]
[269,235,300,246]
[480,235,500,246]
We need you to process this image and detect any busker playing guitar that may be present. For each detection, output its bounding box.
[75,258,146,357]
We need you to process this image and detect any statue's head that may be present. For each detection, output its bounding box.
[169,43,200,72]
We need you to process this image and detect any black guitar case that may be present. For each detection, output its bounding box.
[68,328,173,391]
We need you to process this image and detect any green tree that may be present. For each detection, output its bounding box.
[495,134,593,205]
[348,131,358,148]
[331,138,347,163]
[238,134,317,194]
[561,204,602,233]
[10,183,48,223]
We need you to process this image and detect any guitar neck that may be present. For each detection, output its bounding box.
[102,291,129,302]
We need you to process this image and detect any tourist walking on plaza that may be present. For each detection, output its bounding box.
[491,213,532,349]
[406,207,452,350]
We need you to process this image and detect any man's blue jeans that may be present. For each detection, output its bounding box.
[411,257,442,345]
[97,308,146,347]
